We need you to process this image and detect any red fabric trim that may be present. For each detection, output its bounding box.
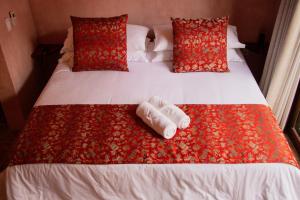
[10,104,298,168]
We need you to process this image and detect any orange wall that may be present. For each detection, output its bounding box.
[28,0,280,43]
[0,0,38,129]
[231,0,281,44]
[0,0,281,129]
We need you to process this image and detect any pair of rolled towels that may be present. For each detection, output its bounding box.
[136,96,191,139]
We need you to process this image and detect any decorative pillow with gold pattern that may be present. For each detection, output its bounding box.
[71,15,128,72]
[172,16,229,73]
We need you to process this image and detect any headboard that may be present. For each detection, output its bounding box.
[29,0,280,44]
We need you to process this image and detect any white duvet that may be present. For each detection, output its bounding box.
[1,60,300,200]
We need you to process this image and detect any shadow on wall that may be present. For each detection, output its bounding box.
[0,45,41,130]
[231,0,281,43]
[17,58,44,118]
[0,45,25,130]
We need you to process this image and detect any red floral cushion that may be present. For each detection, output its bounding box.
[71,15,128,72]
[172,16,229,73]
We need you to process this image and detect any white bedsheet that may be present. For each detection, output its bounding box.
[35,61,267,106]
[3,60,300,200]
[4,164,300,200]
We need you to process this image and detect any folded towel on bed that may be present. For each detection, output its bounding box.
[136,102,177,139]
[148,96,190,129]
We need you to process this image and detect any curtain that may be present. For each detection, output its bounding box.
[260,0,300,128]
[260,0,296,95]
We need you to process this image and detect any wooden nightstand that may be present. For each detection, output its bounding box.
[32,44,62,88]
[240,42,268,84]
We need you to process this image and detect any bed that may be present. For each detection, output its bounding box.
[1,56,300,199]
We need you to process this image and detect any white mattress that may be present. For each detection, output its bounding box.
[3,59,300,200]
[35,60,267,106]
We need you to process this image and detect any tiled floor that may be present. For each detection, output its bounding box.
[0,125,18,172]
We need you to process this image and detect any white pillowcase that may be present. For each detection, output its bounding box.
[152,24,245,52]
[152,25,173,52]
[227,25,246,49]
[59,51,74,67]
[60,27,73,53]
[147,51,173,62]
[60,24,150,53]
[60,49,243,66]
[59,51,149,68]
[147,48,244,63]
[127,24,150,51]
[127,51,149,62]
[227,49,244,62]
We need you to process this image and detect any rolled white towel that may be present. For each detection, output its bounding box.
[148,96,190,129]
[136,102,177,139]
[148,96,169,108]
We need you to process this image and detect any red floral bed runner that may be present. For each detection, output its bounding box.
[10,104,298,167]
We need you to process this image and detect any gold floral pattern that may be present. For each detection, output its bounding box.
[71,15,128,72]
[10,104,298,168]
[172,17,229,73]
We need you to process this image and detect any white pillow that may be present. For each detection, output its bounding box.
[58,51,74,67]
[228,25,246,49]
[60,27,73,53]
[60,24,150,53]
[127,24,150,51]
[152,24,245,52]
[227,49,244,62]
[148,51,173,62]
[152,25,173,52]
[127,51,149,62]
[59,50,149,68]
[146,41,172,62]
[147,40,244,63]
